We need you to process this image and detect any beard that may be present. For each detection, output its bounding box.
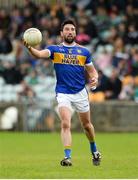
[64,35,75,44]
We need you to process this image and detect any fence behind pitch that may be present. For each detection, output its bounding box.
[0,101,138,132]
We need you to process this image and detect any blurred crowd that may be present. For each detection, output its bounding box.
[0,0,138,103]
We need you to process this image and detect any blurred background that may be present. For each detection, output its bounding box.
[0,0,138,132]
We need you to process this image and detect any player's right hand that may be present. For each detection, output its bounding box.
[23,39,31,50]
[23,39,28,47]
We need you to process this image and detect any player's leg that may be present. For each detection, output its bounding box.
[56,93,73,166]
[78,110,95,141]
[78,111,101,165]
[72,88,101,165]
[59,106,72,166]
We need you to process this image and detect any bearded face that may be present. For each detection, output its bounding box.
[61,24,76,44]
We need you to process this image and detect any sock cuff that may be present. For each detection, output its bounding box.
[64,146,71,149]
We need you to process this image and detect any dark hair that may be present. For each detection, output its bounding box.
[60,19,77,31]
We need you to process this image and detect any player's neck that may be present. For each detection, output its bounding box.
[62,42,76,47]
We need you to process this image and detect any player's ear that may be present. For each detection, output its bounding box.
[60,31,63,38]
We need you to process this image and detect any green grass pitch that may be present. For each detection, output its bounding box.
[0,132,138,179]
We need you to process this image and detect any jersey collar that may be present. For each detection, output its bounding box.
[62,42,76,47]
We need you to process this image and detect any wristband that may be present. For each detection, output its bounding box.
[91,86,96,90]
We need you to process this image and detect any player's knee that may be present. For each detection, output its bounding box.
[83,122,91,131]
[61,122,70,130]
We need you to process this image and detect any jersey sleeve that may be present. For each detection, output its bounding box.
[85,50,93,65]
[46,45,56,59]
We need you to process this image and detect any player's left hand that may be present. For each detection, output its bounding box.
[89,77,98,90]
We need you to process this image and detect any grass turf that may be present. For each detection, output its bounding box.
[0,132,138,179]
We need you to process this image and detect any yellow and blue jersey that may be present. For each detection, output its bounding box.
[47,43,93,94]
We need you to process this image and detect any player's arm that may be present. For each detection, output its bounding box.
[23,41,50,59]
[85,63,98,89]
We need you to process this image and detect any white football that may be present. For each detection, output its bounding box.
[23,28,42,46]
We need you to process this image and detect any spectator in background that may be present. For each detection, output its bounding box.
[125,4,135,26]
[93,70,111,93]
[22,8,36,28]
[112,37,128,68]
[0,8,11,30]
[105,68,122,99]
[94,46,113,74]
[62,4,73,19]
[76,26,91,45]
[9,7,23,39]
[117,23,127,43]
[48,17,61,37]
[84,16,98,39]
[0,29,12,54]
[39,60,54,77]
[19,61,32,78]
[0,61,23,84]
[110,6,123,27]
[18,80,36,103]
[76,11,98,40]
[24,0,38,23]
[93,6,110,36]
[36,3,50,20]
[119,75,134,100]
[130,48,138,76]
[134,76,138,102]
[24,69,40,85]
[126,24,138,45]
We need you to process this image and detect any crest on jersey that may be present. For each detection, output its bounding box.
[77,49,82,53]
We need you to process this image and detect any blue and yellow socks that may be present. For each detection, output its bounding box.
[64,143,97,159]
[90,142,97,153]
[64,146,71,159]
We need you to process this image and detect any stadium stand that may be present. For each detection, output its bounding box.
[0,0,138,100]
[0,0,138,131]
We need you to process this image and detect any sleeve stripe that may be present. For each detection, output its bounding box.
[85,62,93,66]
[46,49,51,57]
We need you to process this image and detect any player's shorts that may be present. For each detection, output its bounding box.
[56,88,90,113]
